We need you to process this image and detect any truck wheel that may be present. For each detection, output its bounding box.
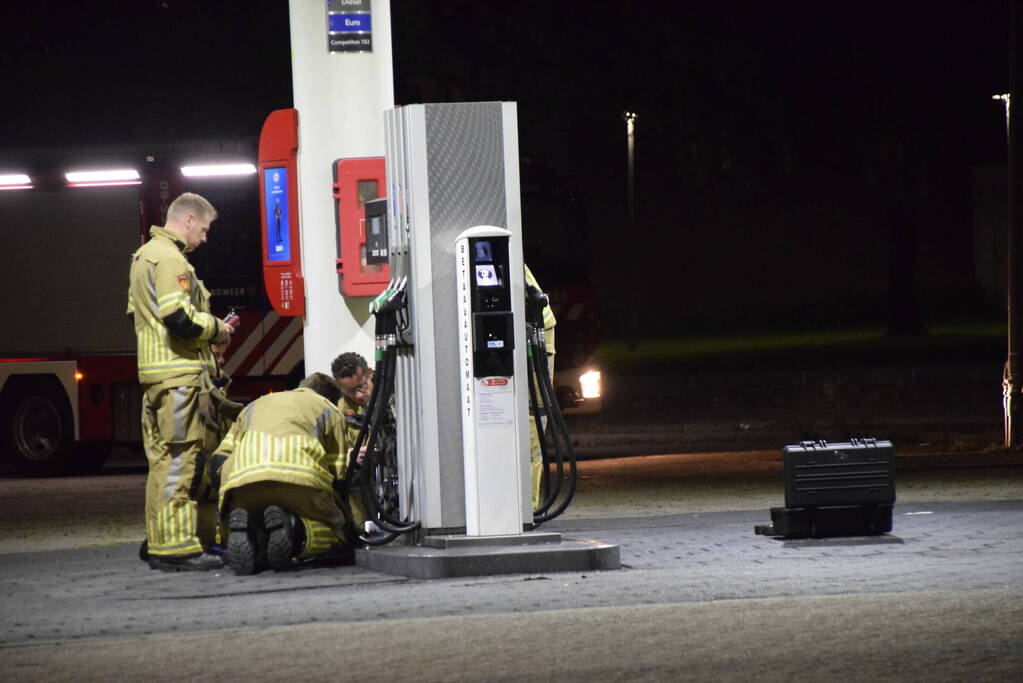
[2,381,74,476]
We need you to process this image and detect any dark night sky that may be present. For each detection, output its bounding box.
[1,1,1014,335]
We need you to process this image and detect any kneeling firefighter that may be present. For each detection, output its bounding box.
[213,373,357,574]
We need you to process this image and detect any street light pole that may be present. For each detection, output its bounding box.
[996,92,1018,445]
[625,111,638,350]
[1006,0,1023,447]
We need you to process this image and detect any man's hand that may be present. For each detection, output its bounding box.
[356,446,367,466]
[213,312,241,346]
[223,310,242,331]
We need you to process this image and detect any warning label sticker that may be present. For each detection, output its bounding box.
[476,377,514,427]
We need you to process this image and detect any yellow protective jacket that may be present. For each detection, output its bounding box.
[217,388,350,496]
[127,226,226,387]
[338,395,363,451]
[524,264,556,356]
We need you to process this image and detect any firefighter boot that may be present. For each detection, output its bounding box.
[226,507,262,575]
[148,551,224,572]
[264,505,302,571]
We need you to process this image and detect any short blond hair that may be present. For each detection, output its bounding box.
[167,192,217,224]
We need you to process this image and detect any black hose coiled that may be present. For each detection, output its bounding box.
[526,285,577,525]
[340,285,419,545]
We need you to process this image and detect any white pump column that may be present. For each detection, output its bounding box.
[383,102,533,534]
[357,101,623,577]
[288,0,394,371]
[455,226,526,536]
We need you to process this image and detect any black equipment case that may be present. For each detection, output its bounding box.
[755,438,896,538]
[784,437,895,508]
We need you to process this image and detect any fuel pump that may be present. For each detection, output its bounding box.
[456,227,525,536]
[348,101,618,578]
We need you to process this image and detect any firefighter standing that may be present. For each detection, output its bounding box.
[216,374,354,574]
[127,192,239,571]
[525,264,556,510]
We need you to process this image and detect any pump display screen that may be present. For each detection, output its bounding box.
[264,167,291,262]
[475,264,500,287]
[474,240,494,262]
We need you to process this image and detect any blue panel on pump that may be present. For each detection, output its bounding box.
[264,167,290,262]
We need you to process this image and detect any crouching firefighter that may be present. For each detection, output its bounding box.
[213,373,360,575]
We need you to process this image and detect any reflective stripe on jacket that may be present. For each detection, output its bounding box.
[217,388,349,496]
[127,225,222,386]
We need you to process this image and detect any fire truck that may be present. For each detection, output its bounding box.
[0,147,601,476]
[0,148,293,475]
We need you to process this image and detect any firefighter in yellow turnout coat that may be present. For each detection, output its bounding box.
[525,265,556,510]
[331,351,372,462]
[331,351,379,533]
[216,374,354,574]
[127,193,235,572]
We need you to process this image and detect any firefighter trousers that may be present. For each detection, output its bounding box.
[221,481,357,561]
[142,383,213,558]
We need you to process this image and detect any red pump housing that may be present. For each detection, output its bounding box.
[258,109,305,316]
[333,157,389,297]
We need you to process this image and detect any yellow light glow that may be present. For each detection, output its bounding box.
[579,369,602,398]
[74,371,84,381]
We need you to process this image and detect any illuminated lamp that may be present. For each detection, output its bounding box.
[579,369,602,399]
[181,163,257,177]
[65,169,141,188]
[0,173,32,190]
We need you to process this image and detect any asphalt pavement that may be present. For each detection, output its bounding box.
[1,443,1021,681]
[0,362,1021,680]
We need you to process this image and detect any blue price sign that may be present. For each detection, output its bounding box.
[328,13,371,32]
[264,167,291,262]
[326,0,372,53]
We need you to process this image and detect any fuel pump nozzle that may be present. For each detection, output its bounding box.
[369,278,406,315]
[525,284,548,347]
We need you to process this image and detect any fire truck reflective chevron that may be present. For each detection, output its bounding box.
[223,311,304,377]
